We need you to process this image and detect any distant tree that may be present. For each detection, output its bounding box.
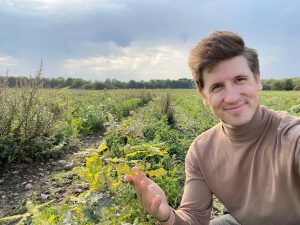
[104,78,112,88]
[82,83,92,89]
[282,78,294,90]
[148,80,156,89]
[261,80,271,90]
[93,81,107,90]
[292,78,300,90]
[65,77,73,87]
[49,78,60,88]
[262,84,271,90]
[128,80,137,88]
[271,81,284,90]
[177,78,194,88]
[70,78,84,89]
[7,77,17,87]
[56,77,66,88]
[8,75,300,90]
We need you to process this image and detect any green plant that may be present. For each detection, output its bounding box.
[0,65,65,165]
[290,104,300,114]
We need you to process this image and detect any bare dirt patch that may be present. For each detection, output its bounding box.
[0,134,103,222]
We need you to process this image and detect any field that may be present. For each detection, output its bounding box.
[0,87,300,224]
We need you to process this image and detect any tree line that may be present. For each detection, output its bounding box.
[0,76,299,90]
[261,78,300,90]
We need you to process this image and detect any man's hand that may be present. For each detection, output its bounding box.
[124,166,171,222]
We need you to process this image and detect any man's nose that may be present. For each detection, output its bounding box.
[224,86,240,104]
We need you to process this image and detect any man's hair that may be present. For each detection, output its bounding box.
[188,31,260,89]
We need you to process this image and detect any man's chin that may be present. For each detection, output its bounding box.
[222,114,252,127]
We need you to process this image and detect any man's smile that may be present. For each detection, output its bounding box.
[224,103,247,114]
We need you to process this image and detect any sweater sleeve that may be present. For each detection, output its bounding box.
[278,114,300,174]
[288,118,300,174]
[173,141,213,225]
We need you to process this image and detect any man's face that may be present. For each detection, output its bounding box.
[199,55,262,127]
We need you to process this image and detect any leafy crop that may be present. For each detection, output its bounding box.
[1,89,299,224]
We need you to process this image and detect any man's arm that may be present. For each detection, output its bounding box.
[174,142,213,225]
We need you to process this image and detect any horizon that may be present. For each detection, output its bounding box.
[1,74,299,83]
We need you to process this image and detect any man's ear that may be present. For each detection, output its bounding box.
[198,89,209,106]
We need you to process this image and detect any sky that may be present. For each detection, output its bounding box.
[0,0,300,82]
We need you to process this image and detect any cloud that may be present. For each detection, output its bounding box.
[0,0,129,16]
[62,41,190,81]
[1,0,300,79]
[0,54,19,66]
[0,54,21,75]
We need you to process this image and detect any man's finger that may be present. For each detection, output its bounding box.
[123,175,132,183]
[132,166,139,172]
[131,175,144,203]
[123,166,143,184]
[151,195,162,212]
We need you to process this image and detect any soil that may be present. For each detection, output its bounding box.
[0,133,104,222]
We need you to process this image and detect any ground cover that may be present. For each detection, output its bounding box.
[1,89,299,224]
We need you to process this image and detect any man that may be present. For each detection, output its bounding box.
[125,31,300,225]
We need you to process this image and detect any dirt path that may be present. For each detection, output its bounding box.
[0,133,103,221]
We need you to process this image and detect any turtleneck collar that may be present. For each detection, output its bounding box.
[221,105,270,142]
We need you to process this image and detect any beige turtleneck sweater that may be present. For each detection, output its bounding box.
[173,105,300,225]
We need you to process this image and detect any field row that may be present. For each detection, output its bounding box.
[1,88,300,224]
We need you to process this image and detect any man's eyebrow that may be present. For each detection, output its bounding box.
[208,82,222,91]
[234,74,248,79]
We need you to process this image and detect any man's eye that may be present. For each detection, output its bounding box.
[236,77,246,83]
[211,85,222,92]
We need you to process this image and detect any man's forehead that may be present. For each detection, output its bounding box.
[202,56,252,84]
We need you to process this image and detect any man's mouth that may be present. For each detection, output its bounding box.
[224,103,246,114]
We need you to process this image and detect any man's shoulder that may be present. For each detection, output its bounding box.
[265,106,300,128]
[186,123,222,168]
[188,123,222,155]
[263,105,300,141]
[195,122,221,141]
[277,111,300,139]
[262,105,298,125]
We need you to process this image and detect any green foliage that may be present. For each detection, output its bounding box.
[3,89,300,224]
[0,77,153,166]
[261,77,300,91]
[0,134,18,164]
[259,91,300,113]
[291,104,300,114]
[26,90,185,224]
[1,76,196,89]
[0,66,65,165]
[0,200,55,224]
[70,104,106,136]
[30,141,173,224]
[160,92,175,125]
